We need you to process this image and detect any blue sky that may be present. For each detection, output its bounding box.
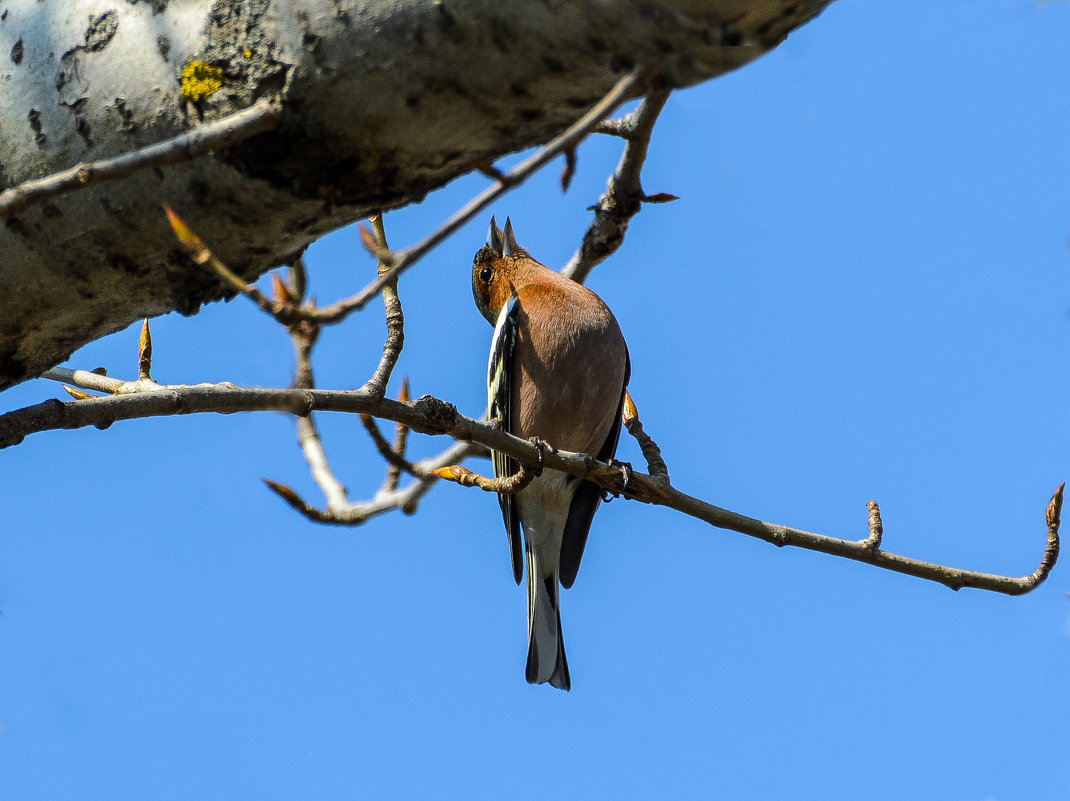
[2,1,1069,798]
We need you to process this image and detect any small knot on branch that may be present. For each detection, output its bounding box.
[409,394,458,435]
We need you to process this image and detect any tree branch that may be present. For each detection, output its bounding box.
[3,379,1058,596]
[264,440,482,527]
[0,97,283,221]
[563,84,674,283]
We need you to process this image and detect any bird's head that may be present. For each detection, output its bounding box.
[472,216,528,324]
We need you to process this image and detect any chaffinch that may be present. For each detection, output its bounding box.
[472,217,630,691]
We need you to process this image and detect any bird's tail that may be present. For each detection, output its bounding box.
[525,545,570,691]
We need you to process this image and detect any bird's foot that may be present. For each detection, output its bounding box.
[528,437,551,477]
[601,458,632,502]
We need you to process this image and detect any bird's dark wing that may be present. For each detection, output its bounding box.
[559,351,631,590]
[488,293,524,585]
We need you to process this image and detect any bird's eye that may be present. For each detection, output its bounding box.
[479,266,493,284]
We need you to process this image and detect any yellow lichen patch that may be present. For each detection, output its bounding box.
[179,61,223,101]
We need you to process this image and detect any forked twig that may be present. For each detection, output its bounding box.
[563,84,674,283]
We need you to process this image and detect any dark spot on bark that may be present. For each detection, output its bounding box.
[109,253,143,275]
[55,65,73,92]
[42,204,63,219]
[718,27,744,46]
[405,95,419,107]
[609,54,635,72]
[435,4,457,32]
[85,11,119,52]
[10,38,23,65]
[542,55,564,73]
[586,36,607,53]
[509,82,529,97]
[27,109,45,147]
[4,217,28,236]
[328,0,351,24]
[156,35,171,61]
[127,0,170,14]
[1,11,8,22]
[518,108,542,122]
[152,168,164,180]
[0,348,28,384]
[187,178,209,205]
[112,97,136,132]
[564,96,590,109]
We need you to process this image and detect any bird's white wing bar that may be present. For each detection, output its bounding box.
[488,292,523,584]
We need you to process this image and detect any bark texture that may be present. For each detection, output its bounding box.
[0,0,832,389]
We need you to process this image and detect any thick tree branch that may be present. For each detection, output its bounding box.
[0,0,833,388]
[2,380,1058,596]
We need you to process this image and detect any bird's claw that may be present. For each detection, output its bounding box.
[529,437,547,477]
[601,458,632,502]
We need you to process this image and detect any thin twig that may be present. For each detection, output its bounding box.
[433,462,538,495]
[43,366,169,395]
[265,440,481,526]
[360,215,405,400]
[360,414,423,480]
[271,214,419,519]
[385,378,412,492]
[621,391,669,483]
[0,97,283,220]
[285,314,351,513]
[4,377,1059,596]
[562,85,673,283]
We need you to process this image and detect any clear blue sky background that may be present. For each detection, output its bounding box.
[3,1,1069,798]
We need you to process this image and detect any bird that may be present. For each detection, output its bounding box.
[472,216,630,690]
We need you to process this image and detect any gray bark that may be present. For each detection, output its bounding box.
[0,0,831,389]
